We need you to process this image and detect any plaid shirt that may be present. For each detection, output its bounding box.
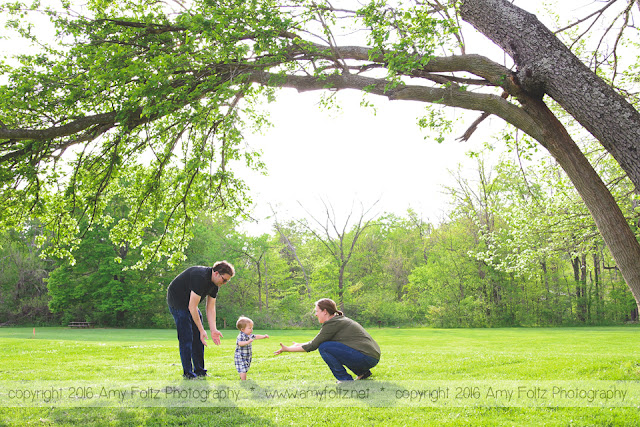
[235,332,256,373]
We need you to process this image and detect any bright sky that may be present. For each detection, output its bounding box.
[240,88,493,235]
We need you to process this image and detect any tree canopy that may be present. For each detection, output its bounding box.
[1,0,640,309]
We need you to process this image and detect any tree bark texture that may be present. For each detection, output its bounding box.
[460,0,640,190]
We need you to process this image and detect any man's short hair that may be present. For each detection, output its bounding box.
[213,260,235,277]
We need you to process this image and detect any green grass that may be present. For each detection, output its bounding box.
[1,326,639,425]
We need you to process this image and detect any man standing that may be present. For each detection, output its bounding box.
[167,261,235,379]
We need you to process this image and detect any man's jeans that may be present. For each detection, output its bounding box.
[318,341,379,381]
[169,306,207,379]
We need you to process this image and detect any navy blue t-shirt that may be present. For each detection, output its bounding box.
[167,266,219,309]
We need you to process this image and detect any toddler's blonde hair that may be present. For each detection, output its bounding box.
[236,316,253,330]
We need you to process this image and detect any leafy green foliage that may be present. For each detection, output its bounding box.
[46,193,171,326]
[0,225,57,325]
[0,0,286,265]
[358,0,457,80]
[0,0,468,268]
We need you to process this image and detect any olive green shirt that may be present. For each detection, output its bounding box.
[301,315,381,360]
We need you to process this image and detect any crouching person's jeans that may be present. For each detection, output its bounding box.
[318,341,379,381]
[169,306,207,379]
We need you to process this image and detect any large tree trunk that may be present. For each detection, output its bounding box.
[460,0,640,315]
[460,0,640,191]
[520,95,640,316]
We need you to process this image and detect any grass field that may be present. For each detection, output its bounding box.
[1,326,639,425]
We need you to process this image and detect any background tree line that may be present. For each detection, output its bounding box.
[2,142,637,329]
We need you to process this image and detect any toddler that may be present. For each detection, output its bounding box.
[235,316,269,380]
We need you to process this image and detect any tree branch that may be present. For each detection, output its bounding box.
[248,69,544,142]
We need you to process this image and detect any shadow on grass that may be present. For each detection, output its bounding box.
[0,406,276,426]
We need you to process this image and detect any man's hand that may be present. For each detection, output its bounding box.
[200,330,208,347]
[211,329,223,346]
